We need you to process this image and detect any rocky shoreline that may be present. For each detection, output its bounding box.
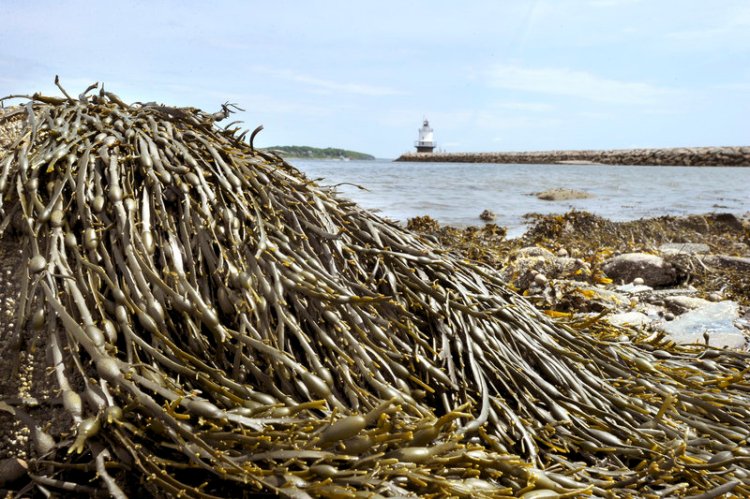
[396,146,750,166]
[408,211,750,349]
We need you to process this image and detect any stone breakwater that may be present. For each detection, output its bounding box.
[396,146,750,166]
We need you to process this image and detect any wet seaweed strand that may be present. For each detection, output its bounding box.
[0,81,749,497]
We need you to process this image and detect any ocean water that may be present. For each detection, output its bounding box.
[290,158,750,237]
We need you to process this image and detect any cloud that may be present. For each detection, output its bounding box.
[492,101,555,112]
[252,67,404,97]
[486,64,675,105]
[665,3,750,45]
[666,27,732,42]
[588,0,642,6]
[715,82,750,92]
[378,108,564,133]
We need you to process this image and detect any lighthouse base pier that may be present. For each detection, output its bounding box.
[396,146,750,167]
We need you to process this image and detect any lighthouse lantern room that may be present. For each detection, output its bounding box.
[414,119,436,153]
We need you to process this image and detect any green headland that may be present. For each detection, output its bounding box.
[264,145,375,160]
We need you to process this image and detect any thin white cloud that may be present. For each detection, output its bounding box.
[665,4,750,44]
[715,82,750,92]
[252,67,403,97]
[481,114,565,130]
[493,101,555,112]
[225,94,334,117]
[589,0,642,6]
[666,27,730,42]
[378,108,563,132]
[486,64,675,105]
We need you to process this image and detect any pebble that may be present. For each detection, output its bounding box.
[534,273,548,286]
[556,248,569,257]
[708,292,723,302]
[0,457,28,486]
[633,277,645,285]
[479,209,496,222]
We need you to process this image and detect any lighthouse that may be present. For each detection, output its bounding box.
[414,119,436,153]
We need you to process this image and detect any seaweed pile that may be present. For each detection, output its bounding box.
[409,211,750,306]
[1,83,750,498]
[520,211,748,256]
[520,211,750,306]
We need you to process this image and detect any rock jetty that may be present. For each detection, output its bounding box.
[396,146,750,166]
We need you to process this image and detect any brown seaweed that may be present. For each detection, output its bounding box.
[0,83,749,497]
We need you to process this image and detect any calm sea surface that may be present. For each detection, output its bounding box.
[290,159,750,237]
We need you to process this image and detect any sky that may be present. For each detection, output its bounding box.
[1,0,748,158]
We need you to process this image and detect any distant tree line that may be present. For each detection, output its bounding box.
[264,145,375,160]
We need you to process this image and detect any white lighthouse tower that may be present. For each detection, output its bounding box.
[414,119,436,153]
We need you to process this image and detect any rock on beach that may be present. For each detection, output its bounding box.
[659,243,711,256]
[479,209,496,222]
[661,301,745,348]
[427,211,750,350]
[603,253,677,287]
[535,188,594,201]
[502,246,590,290]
